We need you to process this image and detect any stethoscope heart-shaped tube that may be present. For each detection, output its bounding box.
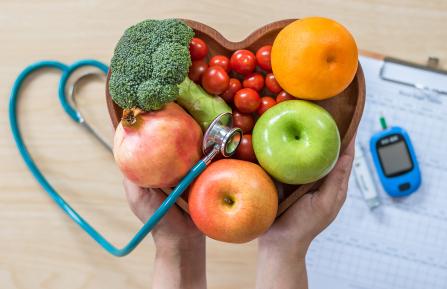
[9,60,241,257]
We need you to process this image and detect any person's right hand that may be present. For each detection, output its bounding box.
[256,138,355,289]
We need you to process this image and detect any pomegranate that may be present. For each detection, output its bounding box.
[113,103,202,188]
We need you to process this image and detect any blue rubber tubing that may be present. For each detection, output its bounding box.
[58,59,108,122]
[9,60,205,256]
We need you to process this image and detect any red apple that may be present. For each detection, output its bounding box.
[188,159,278,243]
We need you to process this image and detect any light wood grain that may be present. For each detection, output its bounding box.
[0,1,446,288]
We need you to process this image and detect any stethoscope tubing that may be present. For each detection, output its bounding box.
[9,60,204,256]
[69,72,113,152]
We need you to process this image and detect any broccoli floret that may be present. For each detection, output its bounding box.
[137,80,178,111]
[109,73,139,109]
[113,19,160,58]
[111,54,153,83]
[152,43,191,85]
[156,19,195,47]
[109,19,193,111]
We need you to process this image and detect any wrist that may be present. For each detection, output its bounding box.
[258,241,307,263]
[155,233,204,254]
[153,236,206,289]
[256,240,308,289]
[258,236,310,260]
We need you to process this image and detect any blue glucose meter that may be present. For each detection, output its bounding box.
[370,120,421,197]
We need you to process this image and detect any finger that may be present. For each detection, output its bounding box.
[123,178,174,222]
[123,178,146,210]
[123,178,166,208]
[344,135,356,159]
[314,140,355,211]
[335,137,356,204]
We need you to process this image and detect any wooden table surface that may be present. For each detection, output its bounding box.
[0,1,446,288]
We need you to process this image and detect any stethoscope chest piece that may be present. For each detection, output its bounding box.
[202,112,242,159]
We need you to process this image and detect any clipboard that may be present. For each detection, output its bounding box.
[307,50,447,289]
[360,49,447,95]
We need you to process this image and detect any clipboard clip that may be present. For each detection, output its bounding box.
[379,56,447,96]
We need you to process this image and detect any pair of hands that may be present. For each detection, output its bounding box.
[123,139,355,289]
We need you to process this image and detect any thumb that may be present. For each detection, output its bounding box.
[123,178,169,223]
[314,138,355,213]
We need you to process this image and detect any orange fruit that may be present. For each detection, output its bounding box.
[271,17,358,100]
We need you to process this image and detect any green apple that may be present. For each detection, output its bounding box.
[252,100,340,184]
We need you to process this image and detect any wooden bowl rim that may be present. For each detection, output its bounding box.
[183,18,297,50]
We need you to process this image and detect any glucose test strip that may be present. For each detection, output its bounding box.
[353,142,381,209]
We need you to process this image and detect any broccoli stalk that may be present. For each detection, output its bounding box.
[177,77,231,130]
[109,18,231,130]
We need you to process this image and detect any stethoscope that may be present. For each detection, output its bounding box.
[9,59,242,257]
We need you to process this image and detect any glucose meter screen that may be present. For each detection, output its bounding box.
[378,140,413,177]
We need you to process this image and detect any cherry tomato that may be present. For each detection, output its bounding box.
[232,109,255,133]
[221,78,242,103]
[234,134,257,162]
[257,97,276,115]
[230,50,256,75]
[202,66,230,95]
[209,55,230,72]
[234,88,261,113]
[242,73,264,92]
[265,73,282,94]
[276,90,295,103]
[256,45,272,71]
[188,60,208,83]
[189,38,208,60]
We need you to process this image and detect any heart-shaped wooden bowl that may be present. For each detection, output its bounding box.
[106,19,365,216]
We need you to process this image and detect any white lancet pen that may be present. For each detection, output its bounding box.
[353,142,381,209]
